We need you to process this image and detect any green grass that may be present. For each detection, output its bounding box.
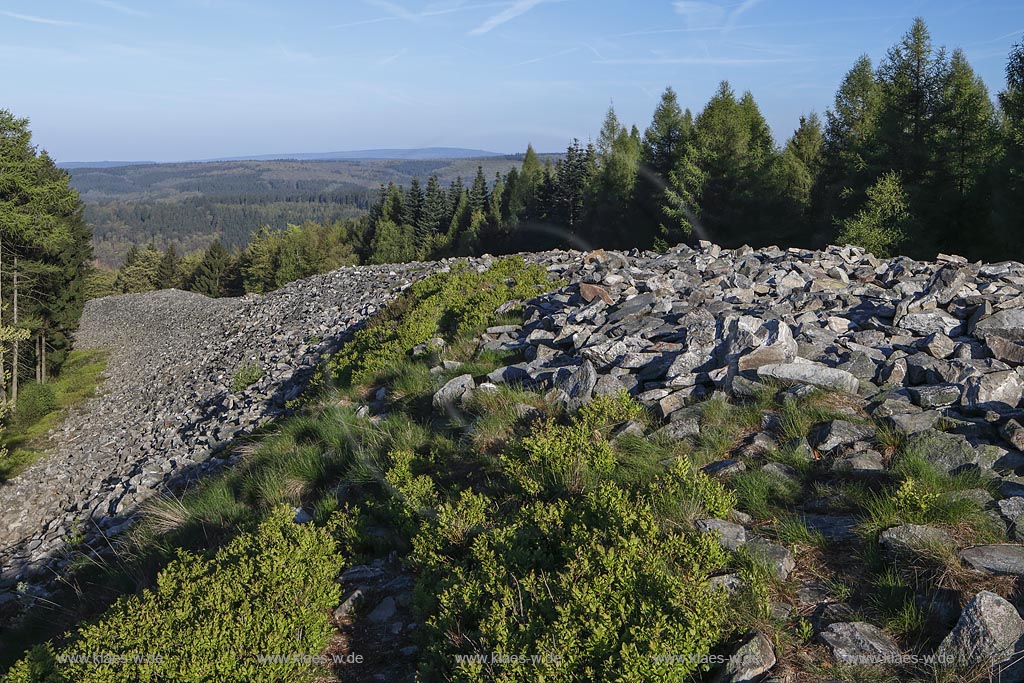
[230,363,264,392]
[0,350,108,481]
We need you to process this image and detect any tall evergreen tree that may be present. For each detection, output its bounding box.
[816,54,883,231]
[468,166,489,215]
[157,244,181,289]
[416,175,446,255]
[994,38,1024,253]
[777,114,825,243]
[189,239,232,297]
[934,48,1000,256]
[402,177,424,229]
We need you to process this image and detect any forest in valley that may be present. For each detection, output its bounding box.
[102,19,1024,299]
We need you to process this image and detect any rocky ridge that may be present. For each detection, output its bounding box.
[0,261,449,597]
[6,240,1024,677]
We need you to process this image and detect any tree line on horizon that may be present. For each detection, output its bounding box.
[102,18,1024,299]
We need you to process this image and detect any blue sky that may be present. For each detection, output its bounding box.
[2,0,1022,162]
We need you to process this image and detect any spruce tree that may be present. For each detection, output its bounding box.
[468,166,489,215]
[416,175,446,256]
[934,48,1000,256]
[157,244,181,289]
[994,38,1024,254]
[402,177,424,229]
[816,55,882,230]
[189,239,231,297]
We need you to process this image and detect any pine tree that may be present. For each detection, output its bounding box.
[157,244,181,289]
[816,54,882,231]
[934,48,1000,256]
[468,166,489,215]
[189,239,231,297]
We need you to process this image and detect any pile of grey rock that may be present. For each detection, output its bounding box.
[435,241,1024,680]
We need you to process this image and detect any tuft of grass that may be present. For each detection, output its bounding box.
[230,363,264,393]
[774,514,829,551]
[730,469,801,520]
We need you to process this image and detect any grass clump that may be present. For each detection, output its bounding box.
[5,507,343,683]
[231,363,264,392]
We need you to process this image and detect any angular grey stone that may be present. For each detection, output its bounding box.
[959,545,1024,576]
[907,429,995,473]
[938,590,1024,677]
[963,370,1024,412]
[697,518,748,552]
[908,384,962,409]
[333,587,365,621]
[559,360,597,412]
[809,420,875,452]
[879,524,953,558]
[987,335,1024,366]
[756,362,859,394]
[975,309,1024,342]
[819,622,901,665]
[884,410,940,436]
[714,631,776,683]
[746,538,796,580]
[1001,419,1024,451]
[898,311,962,337]
[702,459,746,479]
[432,374,475,412]
[655,416,700,440]
[368,596,397,623]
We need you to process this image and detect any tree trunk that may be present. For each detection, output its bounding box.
[41,333,46,384]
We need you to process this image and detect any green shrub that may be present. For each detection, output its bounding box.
[414,483,729,683]
[14,383,57,427]
[502,391,645,495]
[231,363,264,392]
[327,257,551,387]
[7,507,342,683]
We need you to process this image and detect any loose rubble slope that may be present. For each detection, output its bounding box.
[0,262,432,592]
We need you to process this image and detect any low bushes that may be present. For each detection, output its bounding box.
[5,508,343,683]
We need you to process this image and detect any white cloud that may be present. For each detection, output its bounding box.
[0,10,79,26]
[468,0,545,36]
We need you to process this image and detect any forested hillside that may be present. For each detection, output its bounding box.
[70,156,548,267]
[98,19,1024,302]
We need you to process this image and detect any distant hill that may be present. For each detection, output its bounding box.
[69,154,558,267]
[60,148,504,169]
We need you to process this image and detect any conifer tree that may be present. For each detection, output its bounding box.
[189,239,232,297]
[468,166,489,215]
[157,244,181,289]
